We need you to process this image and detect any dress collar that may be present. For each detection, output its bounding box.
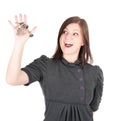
[61,58,81,67]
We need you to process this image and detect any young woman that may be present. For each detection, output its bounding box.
[6,14,104,121]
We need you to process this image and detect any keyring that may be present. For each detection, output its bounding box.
[18,22,28,29]
[29,34,33,37]
[16,22,33,37]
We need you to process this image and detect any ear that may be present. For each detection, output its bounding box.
[81,41,84,46]
[81,43,84,46]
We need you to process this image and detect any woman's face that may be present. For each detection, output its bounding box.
[60,23,84,58]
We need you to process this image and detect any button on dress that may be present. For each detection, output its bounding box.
[22,55,104,121]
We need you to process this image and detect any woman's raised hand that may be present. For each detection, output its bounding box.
[8,14,37,43]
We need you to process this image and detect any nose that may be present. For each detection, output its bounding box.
[65,33,72,39]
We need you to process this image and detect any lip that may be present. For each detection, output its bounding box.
[64,42,73,48]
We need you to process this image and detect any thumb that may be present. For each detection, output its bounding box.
[30,26,37,34]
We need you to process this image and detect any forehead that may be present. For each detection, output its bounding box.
[65,23,81,31]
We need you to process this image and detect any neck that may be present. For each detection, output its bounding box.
[63,54,78,63]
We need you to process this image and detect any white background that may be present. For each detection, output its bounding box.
[0,0,120,121]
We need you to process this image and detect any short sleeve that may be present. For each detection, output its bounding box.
[21,55,48,86]
[90,66,104,112]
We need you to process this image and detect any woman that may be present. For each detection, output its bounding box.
[6,14,104,121]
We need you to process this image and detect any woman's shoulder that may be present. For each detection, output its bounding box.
[35,55,58,65]
[84,63,104,82]
[84,63,102,71]
[39,55,49,60]
[84,63,103,76]
[34,55,50,62]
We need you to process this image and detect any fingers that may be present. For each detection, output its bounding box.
[28,26,37,37]
[31,26,37,34]
[9,14,26,29]
[19,14,22,23]
[9,13,37,38]
[15,14,27,24]
[15,15,18,24]
[24,14,27,24]
[8,20,14,28]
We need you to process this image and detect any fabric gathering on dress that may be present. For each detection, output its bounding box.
[21,55,104,121]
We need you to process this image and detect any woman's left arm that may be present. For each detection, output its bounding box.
[90,66,104,112]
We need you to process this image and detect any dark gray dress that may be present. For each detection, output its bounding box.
[22,55,104,121]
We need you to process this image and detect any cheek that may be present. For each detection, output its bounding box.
[74,39,80,45]
[59,39,63,49]
[75,39,84,46]
[59,38,64,46]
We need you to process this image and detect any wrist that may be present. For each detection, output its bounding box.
[14,40,26,48]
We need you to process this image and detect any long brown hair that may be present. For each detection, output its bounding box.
[52,16,93,66]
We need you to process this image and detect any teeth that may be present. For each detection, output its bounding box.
[64,41,73,47]
[65,41,73,44]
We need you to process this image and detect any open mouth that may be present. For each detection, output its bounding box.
[64,41,73,47]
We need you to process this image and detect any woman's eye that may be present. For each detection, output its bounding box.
[73,32,79,36]
[63,30,68,34]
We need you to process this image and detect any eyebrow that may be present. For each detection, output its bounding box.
[64,27,80,32]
